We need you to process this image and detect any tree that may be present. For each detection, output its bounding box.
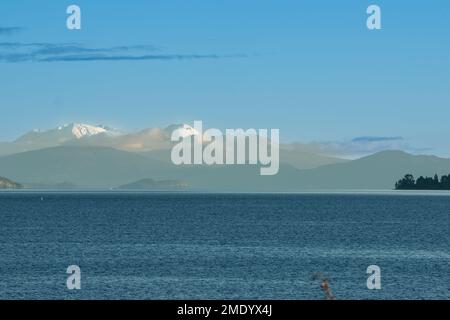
[395,174,415,190]
[395,173,450,190]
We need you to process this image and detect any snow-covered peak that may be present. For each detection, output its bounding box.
[15,123,114,146]
[164,124,200,138]
[62,123,108,139]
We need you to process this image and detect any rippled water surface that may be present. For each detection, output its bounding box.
[0,193,449,299]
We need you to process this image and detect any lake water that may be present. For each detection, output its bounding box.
[0,192,449,300]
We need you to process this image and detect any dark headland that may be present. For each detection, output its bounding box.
[0,176,23,189]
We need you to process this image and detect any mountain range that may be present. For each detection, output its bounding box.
[0,123,448,191]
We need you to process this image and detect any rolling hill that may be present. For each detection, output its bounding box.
[1,146,450,191]
[0,146,308,190]
[293,150,450,189]
[0,146,175,188]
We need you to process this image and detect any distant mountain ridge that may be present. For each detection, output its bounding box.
[0,123,121,156]
[0,146,175,188]
[15,123,116,144]
[293,150,450,189]
[1,123,448,191]
[0,122,347,170]
[0,146,449,191]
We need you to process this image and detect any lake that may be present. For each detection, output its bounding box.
[0,192,449,299]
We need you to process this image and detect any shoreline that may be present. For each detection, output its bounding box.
[2,189,450,196]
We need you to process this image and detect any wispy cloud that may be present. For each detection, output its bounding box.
[40,53,240,62]
[0,42,244,63]
[0,27,23,36]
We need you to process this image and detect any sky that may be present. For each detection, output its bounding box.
[1,0,449,156]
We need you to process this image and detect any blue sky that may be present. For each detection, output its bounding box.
[1,1,449,155]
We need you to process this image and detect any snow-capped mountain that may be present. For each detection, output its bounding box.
[67,123,109,139]
[0,122,352,173]
[15,123,114,146]
[14,123,118,151]
[0,123,199,155]
[163,124,199,138]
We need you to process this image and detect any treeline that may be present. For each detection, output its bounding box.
[395,174,450,190]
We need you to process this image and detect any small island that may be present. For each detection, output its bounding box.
[395,174,450,190]
[0,176,23,189]
[118,178,188,190]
